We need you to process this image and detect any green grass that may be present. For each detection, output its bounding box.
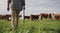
[0,19,60,33]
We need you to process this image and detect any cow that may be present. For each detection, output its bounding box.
[30,14,39,20]
[24,16,30,20]
[48,13,52,19]
[0,14,22,21]
[39,13,54,20]
[39,13,49,20]
[5,14,11,21]
[0,14,11,21]
[6,15,22,21]
[0,15,5,19]
[51,14,60,20]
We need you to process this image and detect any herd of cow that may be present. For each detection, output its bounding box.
[24,13,60,20]
[0,13,60,21]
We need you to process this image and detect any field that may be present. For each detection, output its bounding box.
[0,19,60,33]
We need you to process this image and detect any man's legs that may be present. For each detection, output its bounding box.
[11,9,20,30]
[11,9,16,30]
[11,9,25,30]
[15,10,20,28]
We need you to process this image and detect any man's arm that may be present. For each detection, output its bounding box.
[7,0,11,11]
[22,0,25,9]
[22,0,25,6]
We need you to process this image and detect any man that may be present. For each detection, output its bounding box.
[7,0,25,30]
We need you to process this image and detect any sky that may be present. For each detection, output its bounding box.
[0,0,60,16]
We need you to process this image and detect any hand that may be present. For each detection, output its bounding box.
[7,7,9,11]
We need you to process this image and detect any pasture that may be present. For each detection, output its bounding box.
[0,19,60,33]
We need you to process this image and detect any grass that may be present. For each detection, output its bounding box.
[0,19,60,33]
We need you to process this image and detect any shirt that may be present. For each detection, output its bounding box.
[8,0,25,11]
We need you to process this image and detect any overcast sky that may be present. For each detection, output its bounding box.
[0,0,60,15]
